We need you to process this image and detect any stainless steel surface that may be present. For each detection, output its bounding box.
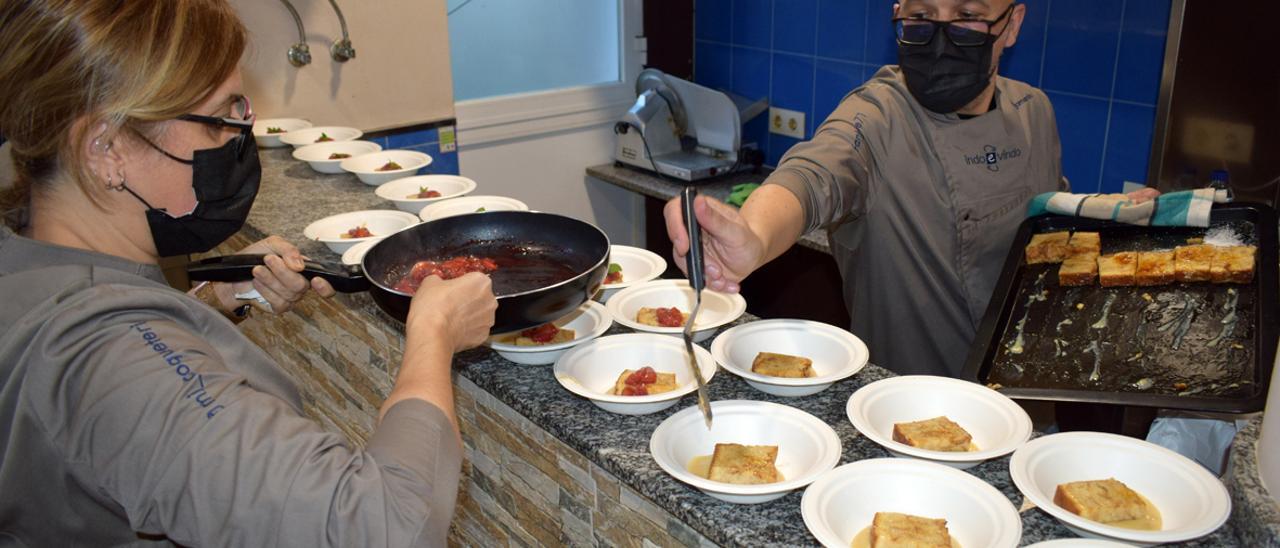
[681,186,713,427]
[615,69,744,183]
[278,0,312,67]
[1146,0,1184,188]
[326,0,356,62]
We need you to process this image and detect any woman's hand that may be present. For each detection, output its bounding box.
[211,235,336,314]
[405,272,498,354]
[663,194,767,293]
[1126,187,1161,204]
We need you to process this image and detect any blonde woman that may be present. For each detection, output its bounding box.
[0,1,496,545]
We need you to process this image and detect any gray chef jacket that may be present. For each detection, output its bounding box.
[0,227,461,547]
[769,66,1067,377]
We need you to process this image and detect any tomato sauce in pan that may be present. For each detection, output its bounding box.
[385,243,583,296]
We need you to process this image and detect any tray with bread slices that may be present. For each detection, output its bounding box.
[963,202,1278,413]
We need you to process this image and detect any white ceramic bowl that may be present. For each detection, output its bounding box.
[374,175,478,214]
[845,375,1032,470]
[597,245,667,303]
[280,126,363,148]
[488,301,612,365]
[340,237,382,266]
[253,118,312,148]
[650,400,841,504]
[340,150,433,186]
[418,195,530,222]
[802,458,1022,548]
[1024,540,1133,547]
[1010,432,1231,545]
[291,140,383,174]
[710,320,868,397]
[553,333,717,415]
[605,279,746,343]
[303,210,419,254]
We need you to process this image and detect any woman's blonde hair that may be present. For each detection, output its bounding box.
[0,0,247,229]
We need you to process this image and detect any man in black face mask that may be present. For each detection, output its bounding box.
[665,0,1156,378]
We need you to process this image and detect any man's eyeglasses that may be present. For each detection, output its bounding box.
[893,3,1017,48]
[173,94,255,159]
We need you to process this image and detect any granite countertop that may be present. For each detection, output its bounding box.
[586,163,832,255]
[1228,415,1280,546]
[244,148,1240,547]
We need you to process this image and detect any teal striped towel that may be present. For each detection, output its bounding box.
[1026,188,1231,227]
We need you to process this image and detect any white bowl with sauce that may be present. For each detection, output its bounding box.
[279,126,363,148]
[710,319,869,397]
[340,150,433,186]
[553,333,717,415]
[846,375,1033,469]
[292,140,383,174]
[303,210,419,254]
[596,245,667,303]
[417,195,530,222]
[650,400,841,504]
[606,279,747,343]
[253,118,312,148]
[374,175,478,215]
[801,458,1022,548]
[1009,432,1231,545]
[487,301,612,366]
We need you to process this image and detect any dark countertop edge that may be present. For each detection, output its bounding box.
[586,163,832,255]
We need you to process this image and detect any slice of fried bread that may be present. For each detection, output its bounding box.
[870,512,951,548]
[1210,245,1256,284]
[1054,478,1148,524]
[1026,231,1071,264]
[707,443,781,485]
[610,369,678,395]
[1174,244,1215,283]
[751,352,815,378]
[892,416,973,452]
[1136,250,1175,286]
[511,328,576,346]
[1098,252,1138,287]
[1067,232,1101,259]
[635,307,688,327]
[1059,255,1099,286]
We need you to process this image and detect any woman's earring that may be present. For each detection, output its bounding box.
[103,170,125,191]
[114,170,127,191]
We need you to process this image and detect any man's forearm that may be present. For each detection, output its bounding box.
[740,184,806,269]
[382,317,459,434]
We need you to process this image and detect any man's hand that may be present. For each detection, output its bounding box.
[211,235,336,314]
[663,195,767,293]
[405,272,497,354]
[1126,187,1161,204]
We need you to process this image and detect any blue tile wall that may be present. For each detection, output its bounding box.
[693,0,1171,193]
[372,126,461,176]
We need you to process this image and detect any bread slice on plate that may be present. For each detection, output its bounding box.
[1098,252,1138,287]
[1067,231,1101,259]
[1054,478,1149,524]
[1026,231,1071,264]
[1211,245,1256,284]
[892,416,974,452]
[707,443,781,485]
[870,512,951,548]
[1059,255,1099,286]
[610,369,678,396]
[751,352,815,378]
[635,307,688,327]
[509,327,576,346]
[1174,244,1215,282]
[1136,250,1175,286]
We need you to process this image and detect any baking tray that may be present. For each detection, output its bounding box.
[962,202,1278,413]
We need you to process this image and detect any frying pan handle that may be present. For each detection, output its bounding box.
[681,186,706,292]
[186,254,371,293]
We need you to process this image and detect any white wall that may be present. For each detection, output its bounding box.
[231,0,454,130]
[457,123,643,246]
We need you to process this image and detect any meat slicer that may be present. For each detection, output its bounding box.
[614,68,766,182]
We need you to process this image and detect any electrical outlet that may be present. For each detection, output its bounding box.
[769,107,806,139]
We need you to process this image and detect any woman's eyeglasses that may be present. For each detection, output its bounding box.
[893,3,1017,48]
[174,95,255,158]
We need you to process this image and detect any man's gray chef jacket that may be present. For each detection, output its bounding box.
[0,227,461,546]
[769,66,1067,377]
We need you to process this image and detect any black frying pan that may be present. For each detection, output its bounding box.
[187,211,611,333]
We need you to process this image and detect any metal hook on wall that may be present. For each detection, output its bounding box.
[327,0,356,62]
[278,0,311,67]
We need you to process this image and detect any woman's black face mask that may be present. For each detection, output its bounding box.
[123,132,262,257]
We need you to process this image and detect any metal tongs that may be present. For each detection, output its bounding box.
[681,186,714,428]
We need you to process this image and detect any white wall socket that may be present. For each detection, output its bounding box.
[769,107,806,139]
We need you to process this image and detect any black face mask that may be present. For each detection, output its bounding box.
[898,34,997,114]
[124,133,261,257]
